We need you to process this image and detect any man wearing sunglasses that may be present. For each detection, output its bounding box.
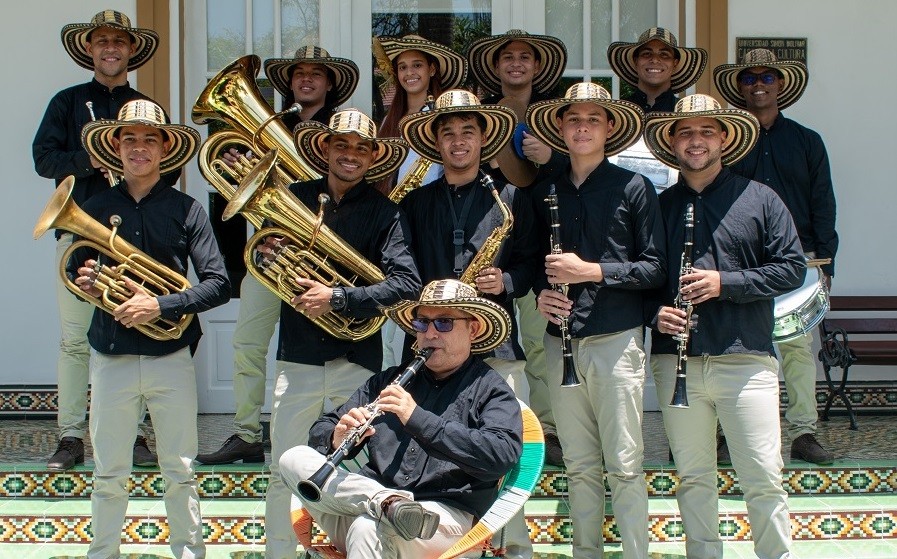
[280,279,522,559]
[713,49,838,466]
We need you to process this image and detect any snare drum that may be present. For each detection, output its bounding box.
[772,267,830,343]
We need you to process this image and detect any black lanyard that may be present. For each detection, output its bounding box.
[442,178,478,277]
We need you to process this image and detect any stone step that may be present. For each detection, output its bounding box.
[2,491,896,545]
[3,461,895,500]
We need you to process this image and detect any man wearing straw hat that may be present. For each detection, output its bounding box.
[198,45,360,467]
[280,278,522,559]
[398,88,539,559]
[645,94,805,559]
[527,82,664,559]
[32,9,173,472]
[259,108,420,558]
[466,29,568,467]
[69,99,231,558]
[714,49,838,465]
[607,27,707,113]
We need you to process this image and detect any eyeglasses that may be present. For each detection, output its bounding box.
[738,72,780,86]
[410,317,471,333]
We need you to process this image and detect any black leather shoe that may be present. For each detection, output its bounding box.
[196,434,265,465]
[133,436,158,467]
[381,495,439,540]
[542,428,565,467]
[47,437,84,471]
[791,433,834,465]
[717,434,731,465]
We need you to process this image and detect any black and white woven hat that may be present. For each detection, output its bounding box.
[375,34,467,91]
[466,29,567,96]
[61,10,159,72]
[713,48,809,111]
[607,27,707,93]
[264,46,360,107]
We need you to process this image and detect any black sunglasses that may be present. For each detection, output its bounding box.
[410,317,471,333]
[738,72,779,86]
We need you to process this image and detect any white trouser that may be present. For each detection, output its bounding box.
[86,348,204,559]
[231,273,280,442]
[264,358,374,559]
[56,233,148,441]
[652,353,792,559]
[281,445,474,559]
[545,327,649,559]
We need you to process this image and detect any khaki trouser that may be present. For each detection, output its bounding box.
[652,353,792,559]
[87,348,204,559]
[231,273,280,443]
[56,233,148,441]
[264,358,374,559]
[545,327,649,559]
[516,292,554,429]
[776,331,819,439]
[281,445,475,559]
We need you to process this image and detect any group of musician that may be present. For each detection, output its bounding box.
[32,9,837,559]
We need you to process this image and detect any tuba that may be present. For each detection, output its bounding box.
[192,54,320,224]
[222,149,387,341]
[458,173,514,287]
[34,178,194,341]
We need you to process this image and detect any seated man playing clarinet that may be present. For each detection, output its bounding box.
[280,278,523,559]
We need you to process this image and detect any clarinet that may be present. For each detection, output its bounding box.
[669,203,695,408]
[545,185,580,387]
[296,347,435,502]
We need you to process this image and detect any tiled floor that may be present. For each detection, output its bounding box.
[1,411,892,465]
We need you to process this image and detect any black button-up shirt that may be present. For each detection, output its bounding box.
[399,173,538,360]
[308,355,522,518]
[276,178,421,372]
[650,168,806,357]
[66,181,231,356]
[32,79,180,237]
[623,88,678,113]
[730,113,838,276]
[531,159,666,338]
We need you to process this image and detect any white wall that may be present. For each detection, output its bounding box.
[728,0,897,296]
[0,1,136,385]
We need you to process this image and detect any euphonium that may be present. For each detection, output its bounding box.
[34,177,194,341]
[458,173,514,287]
[192,54,320,221]
[387,96,436,203]
[222,149,387,341]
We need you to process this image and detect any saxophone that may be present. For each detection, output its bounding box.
[387,96,436,203]
[458,173,514,287]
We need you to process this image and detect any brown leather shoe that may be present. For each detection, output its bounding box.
[47,437,84,471]
[381,495,439,540]
[791,434,834,465]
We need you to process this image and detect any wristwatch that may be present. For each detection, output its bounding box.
[330,287,347,311]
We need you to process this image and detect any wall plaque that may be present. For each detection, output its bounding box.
[735,37,807,64]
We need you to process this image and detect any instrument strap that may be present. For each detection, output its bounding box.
[442,178,478,278]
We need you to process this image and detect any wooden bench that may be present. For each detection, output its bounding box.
[817,295,897,430]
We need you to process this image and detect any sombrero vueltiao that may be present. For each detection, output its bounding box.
[713,48,809,111]
[607,27,707,93]
[293,109,408,181]
[81,100,200,175]
[525,82,645,157]
[375,34,468,91]
[264,46,360,107]
[398,89,516,163]
[643,94,760,171]
[466,29,567,96]
[384,279,511,354]
[61,10,159,72]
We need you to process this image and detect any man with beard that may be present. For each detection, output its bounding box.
[645,94,805,559]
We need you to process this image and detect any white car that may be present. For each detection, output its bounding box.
[609,138,678,194]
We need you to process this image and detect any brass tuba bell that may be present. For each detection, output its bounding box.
[34,178,194,341]
[223,149,387,342]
